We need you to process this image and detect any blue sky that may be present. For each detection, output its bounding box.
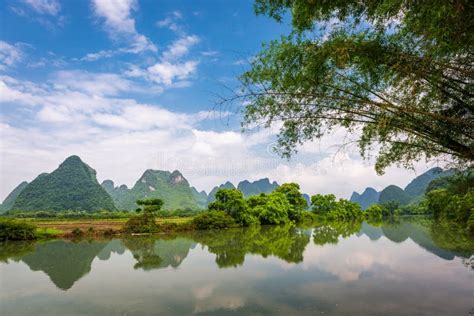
[0,0,433,200]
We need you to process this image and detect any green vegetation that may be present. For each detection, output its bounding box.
[350,188,379,210]
[122,199,164,233]
[237,178,279,197]
[311,194,363,220]
[237,0,472,174]
[0,219,65,241]
[200,183,310,229]
[365,204,383,221]
[12,156,115,212]
[424,171,474,232]
[207,178,281,204]
[192,211,236,230]
[0,181,28,213]
[379,185,411,206]
[0,219,37,241]
[351,167,455,209]
[102,170,203,211]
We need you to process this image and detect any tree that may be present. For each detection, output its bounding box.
[234,0,473,173]
[365,204,383,221]
[136,199,164,217]
[275,183,307,221]
[208,189,256,225]
[311,194,337,214]
[255,191,291,225]
[123,198,164,233]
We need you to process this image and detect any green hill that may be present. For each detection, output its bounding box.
[378,185,411,206]
[0,181,28,213]
[206,181,236,204]
[404,167,454,199]
[102,170,203,211]
[12,155,116,211]
[351,167,454,208]
[350,187,380,210]
[237,178,279,197]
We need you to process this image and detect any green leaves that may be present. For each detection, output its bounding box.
[310,193,363,220]
[239,0,473,173]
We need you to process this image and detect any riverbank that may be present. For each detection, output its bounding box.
[0,217,195,240]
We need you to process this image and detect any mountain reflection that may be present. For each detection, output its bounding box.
[21,240,109,290]
[0,217,472,291]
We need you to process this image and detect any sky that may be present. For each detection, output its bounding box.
[0,0,440,201]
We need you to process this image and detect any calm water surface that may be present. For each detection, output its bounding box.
[1,218,473,315]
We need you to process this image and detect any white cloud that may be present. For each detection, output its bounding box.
[91,0,156,53]
[23,0,60,15]
[0,41,23,70]
[156,11,183,33]
[125,34,200,86]
[162,35,200,61]
[52,70,134,96]
[80,50,116,61]
[147,61,198,85]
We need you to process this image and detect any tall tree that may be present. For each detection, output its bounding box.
[236,0,473,173]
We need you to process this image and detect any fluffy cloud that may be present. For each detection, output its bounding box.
[147,61,198,85]
[162,35,200,61]
[91,0,156,53]
[126,33,200,86]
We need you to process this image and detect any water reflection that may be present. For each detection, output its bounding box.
[122,237,195,270]
[0,217,472,293]
[193,225,312,268]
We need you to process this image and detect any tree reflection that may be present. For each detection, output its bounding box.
[313,221,362,245]
[122,237,195,270]
[192,225,311,268]
[0,241,35,263]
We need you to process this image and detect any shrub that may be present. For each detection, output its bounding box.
[365,204,384,221]
[0,219,37,241]
[299,211,317,223]
[122,215,158,233]
[71,228,84,237]
[193,211,236,230]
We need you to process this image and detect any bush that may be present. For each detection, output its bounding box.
[71,228,84,237]
[0,219,37,241]
[122,214,158,233]
[365,204,383,221]
[299,211,317,223]
[193,211,236,230]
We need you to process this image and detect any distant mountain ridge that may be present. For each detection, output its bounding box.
[5,156,449,212]
[350,187,380,210]
[350,167,454,208]
[12,156,115,211]
[101,169,202,211]
[207,178,280,204]
[0,181,28,213]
